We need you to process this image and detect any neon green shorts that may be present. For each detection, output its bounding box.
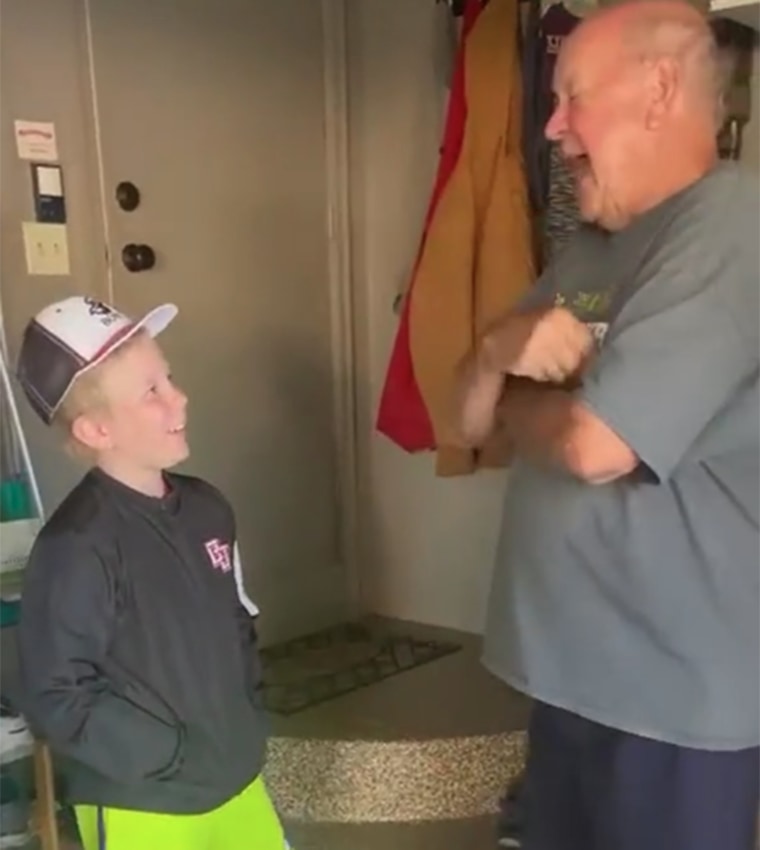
[75,775,290,850]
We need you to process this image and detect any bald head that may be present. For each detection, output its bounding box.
[585,0,724,128]
[546,0,720,230]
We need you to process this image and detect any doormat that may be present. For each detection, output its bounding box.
[259,621,461,716]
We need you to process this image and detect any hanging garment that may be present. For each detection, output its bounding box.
[409,0,535,476]
[375,0,483,457]
[545,142,580,259]
[711,17,756,160]
[522,1,583,265]
[377,0,535,477]
[521,0,549,219]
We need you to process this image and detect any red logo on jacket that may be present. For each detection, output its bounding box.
[204,538,232,573]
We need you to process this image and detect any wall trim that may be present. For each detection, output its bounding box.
[83,0,114,303]
[321,0,361,616]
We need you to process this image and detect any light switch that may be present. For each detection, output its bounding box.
[22,222,70,275]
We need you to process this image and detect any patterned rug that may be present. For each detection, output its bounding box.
[260,621,461,716]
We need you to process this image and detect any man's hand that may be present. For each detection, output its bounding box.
[480,307,594,384]
[454,307,594,448]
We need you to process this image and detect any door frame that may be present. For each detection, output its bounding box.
[321,0,361,617]
[83,0,115,305]
[82,0,362,616]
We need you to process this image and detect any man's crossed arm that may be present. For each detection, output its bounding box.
[494,378,638,484]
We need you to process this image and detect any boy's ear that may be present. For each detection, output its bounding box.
[70,413,112,451]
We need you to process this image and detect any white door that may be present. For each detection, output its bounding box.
[85,0,349,641]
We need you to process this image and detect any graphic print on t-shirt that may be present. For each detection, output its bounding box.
[554,289,611,347]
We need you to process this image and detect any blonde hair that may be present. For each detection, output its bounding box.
[53,329,149,462]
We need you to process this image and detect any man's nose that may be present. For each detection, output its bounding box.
[545,102,566,142]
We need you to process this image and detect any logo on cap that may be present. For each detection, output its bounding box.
[84,296,122,328]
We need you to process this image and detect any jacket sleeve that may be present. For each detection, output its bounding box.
[18,531,182,783]
[232,541,262,701]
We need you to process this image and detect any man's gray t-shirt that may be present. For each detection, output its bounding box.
[483,163,759,750]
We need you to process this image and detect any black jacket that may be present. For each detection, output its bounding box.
[18,469,267,814]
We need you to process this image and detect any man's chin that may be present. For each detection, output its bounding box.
[575,182,599,220]
[577,199,599,224]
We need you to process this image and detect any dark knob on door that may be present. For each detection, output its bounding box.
[115,181,141,212]
[122,243,156,273]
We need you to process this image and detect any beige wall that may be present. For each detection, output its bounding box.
[2,0,514,638]
[347,0,508,634]
[4,0,757,639]
[742,48,760,169]
[1,0,347,644]
[0,0,110,689]
[1,0,109,509]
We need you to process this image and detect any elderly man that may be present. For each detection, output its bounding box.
[457,2,760,849]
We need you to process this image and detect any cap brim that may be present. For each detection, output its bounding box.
[58,302,179,405]
[88,302,178,370]
[134,303,178,341]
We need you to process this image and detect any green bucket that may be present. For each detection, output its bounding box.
[0,477,35,628]
[0,477,34,523]
[0,601,20,628]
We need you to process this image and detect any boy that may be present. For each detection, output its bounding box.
[15,296,288,849]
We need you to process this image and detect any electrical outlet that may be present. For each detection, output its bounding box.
[21,222,70,276]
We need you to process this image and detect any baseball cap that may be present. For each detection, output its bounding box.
[16,296,178,425]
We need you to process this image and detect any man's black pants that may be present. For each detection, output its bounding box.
[522,702,759,850]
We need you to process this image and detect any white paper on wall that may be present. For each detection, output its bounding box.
[14,120,59,162]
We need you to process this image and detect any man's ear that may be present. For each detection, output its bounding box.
[646,56,679,130]
[71,412,112,452]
